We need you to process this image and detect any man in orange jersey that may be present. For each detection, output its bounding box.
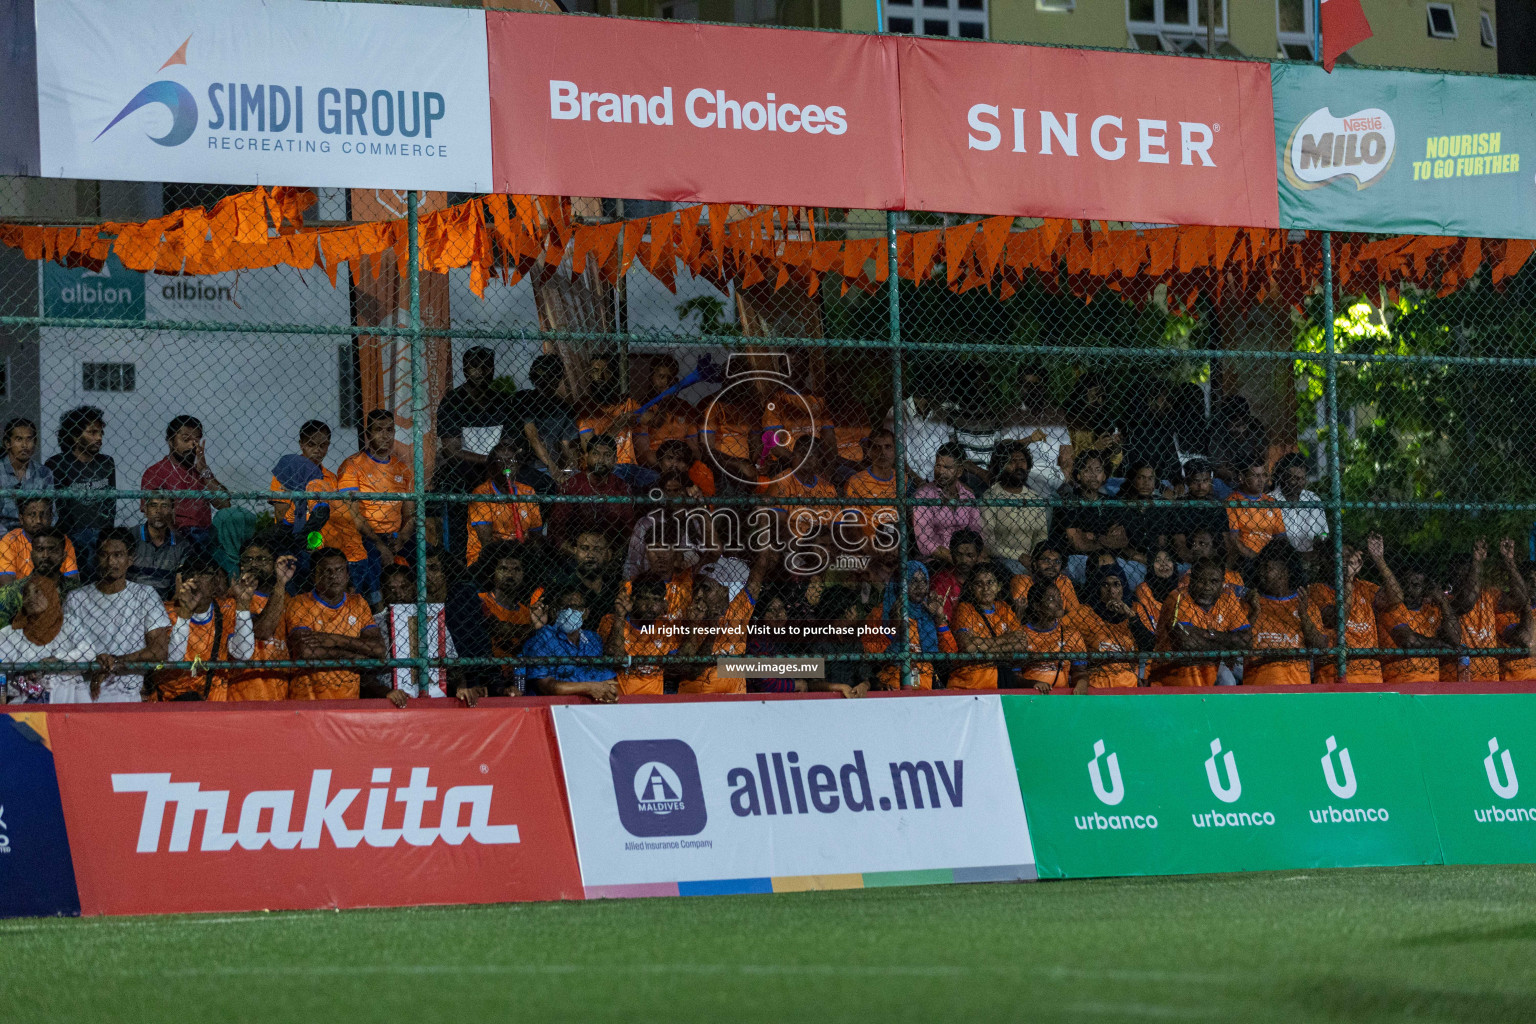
[466,439,542,566]
[224,540,297,701]
[150,554,256,701]
[949,564,1025,690]
[1014,576,1088,693]
[1068,563,1139,689]
[1498,557,1536,681]
[577,352,650,489]
[1152,558,1252,687]
[1010,540,1081,621]
[1376,560,1457,685]
[678,554,767,694]
[768,435,839,537]
[1178,526,1246,596]
[0,498,78,584]
[476,541,541,694]
[284,547,386,700]
[337,409,415,604]
[605,575,682,695]
[268,420,332,536]
[1310,535,1396,685]
[1243,540,1328,686]
[1226,458,1287,562]
[1441,538,1524,682]
[840,429,899,550]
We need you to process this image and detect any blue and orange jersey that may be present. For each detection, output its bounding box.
[466,479,542,565]
[338,451,413,535]
[284,590,378,700]
[0,529,77,580]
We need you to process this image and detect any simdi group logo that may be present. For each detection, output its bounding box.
[96,36,199,148]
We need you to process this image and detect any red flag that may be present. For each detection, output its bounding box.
[1320,0,1373,72]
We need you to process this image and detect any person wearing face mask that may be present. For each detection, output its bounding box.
[980,441,1048,578]
[522,585,618,701]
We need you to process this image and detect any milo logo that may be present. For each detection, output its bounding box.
[1285,106,1396,190]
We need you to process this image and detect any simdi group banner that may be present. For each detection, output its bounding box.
[552,697,1034,897]
[31,0,494,191]
[48,707,582,916]
[1273,63,1536,238]
[1003,693,1442,879]
[486,11,904,210]
[898,39,1279,227]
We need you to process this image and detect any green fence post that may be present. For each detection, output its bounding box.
[1322,230,1347,681]
[887,210,911,687]
[408,189,430,697]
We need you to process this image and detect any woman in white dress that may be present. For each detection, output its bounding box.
[0,577,95,704]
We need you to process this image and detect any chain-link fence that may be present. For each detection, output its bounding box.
[1,173,1534,703]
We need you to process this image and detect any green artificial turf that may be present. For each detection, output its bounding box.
[7,865,1536,1023]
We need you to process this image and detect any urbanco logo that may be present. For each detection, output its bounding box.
[609,739,707,837]
[95,35,198,148]
[703,353,815,487]
[1485,737,1519,800]
[1088,740,1124,806]
[1321,735,1358,800]
[1204,738,1242,804]
[1284,105,1396,191]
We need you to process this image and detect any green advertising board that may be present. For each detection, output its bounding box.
[40,253,145,321]
[1272,63,1536,238]
[1004,693,1441,879]
[1409,695,1536,865]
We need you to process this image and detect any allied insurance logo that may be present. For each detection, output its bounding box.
[1284,106,1396,191]
[609,739,707,837]
[95,36,198,148]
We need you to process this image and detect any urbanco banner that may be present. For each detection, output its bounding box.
[49,707,582,915]
[34,0,494,191]
[899,39,1279,227]
[1003,693,1439,879]
[552,696,1034,897]
[486,12,904,210]
[1409,694,1536,864]
[1273,63,1536,238]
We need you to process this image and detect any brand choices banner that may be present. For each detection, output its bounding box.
[1274,64,1536,238]
[552,697,1034,897]
[899,39,1279,227]
[34,0,494,191]
[486,12,904,210]
[1003,693,1441,879]
[48,707,582,915]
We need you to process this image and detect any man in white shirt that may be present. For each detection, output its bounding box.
[1269,453,1329,556]
[64,527,170,702]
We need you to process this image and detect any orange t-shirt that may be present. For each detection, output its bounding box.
[152,597,238,701]
[1443,588,1501,681]
[1151,587,1250,687]
[862,605,958,690]
[225,591,291,701]
[1497,605,1536,681]
[1308,580,1382,685]
[1245,592,1318,686]
[1378,601,1444,684]
[679,590,754,694]
[284,591,379,700]
[304,467,367,563]
[479,590,535,657]
[1226,492,1286,558]
[700,402,756,462]
[0,529,78,580]
[466,480,542,565]
[949,601,1022,690]
[1134,582,1173,635]
[834,425,870,462]
[609,617,679,696]
[338,451,413,535]
[842,468,899,538]
[1015,621,1089,690]
[770,473,838,532]
[579,399,640,465]
[1009,574,1081,616]
[762,390,828,436]
[1178,568,1246,593]
[1068,607,1138,688]
[624,575,693,622]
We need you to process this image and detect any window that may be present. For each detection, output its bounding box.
[1427,3,1457,39]
[1126,0,1226,52]
[1036,0,1074,10]
[885,0,986,38]
[1276,0,1314,60]
[82,362,134,393]
[1480,10,1496,47]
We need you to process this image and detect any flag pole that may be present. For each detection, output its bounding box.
[1313,0,1322,63]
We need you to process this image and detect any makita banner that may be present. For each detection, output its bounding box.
[49,707,581,915]
[1274,63,1536,238]
[485,12,904,209]
[1003,693,1440,879]
[1409,695,1536,864]
[898,39,1279,227]
[33,0,494,191]
[552,697,1033,898]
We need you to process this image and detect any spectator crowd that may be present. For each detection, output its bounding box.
[2,351,1529,706]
